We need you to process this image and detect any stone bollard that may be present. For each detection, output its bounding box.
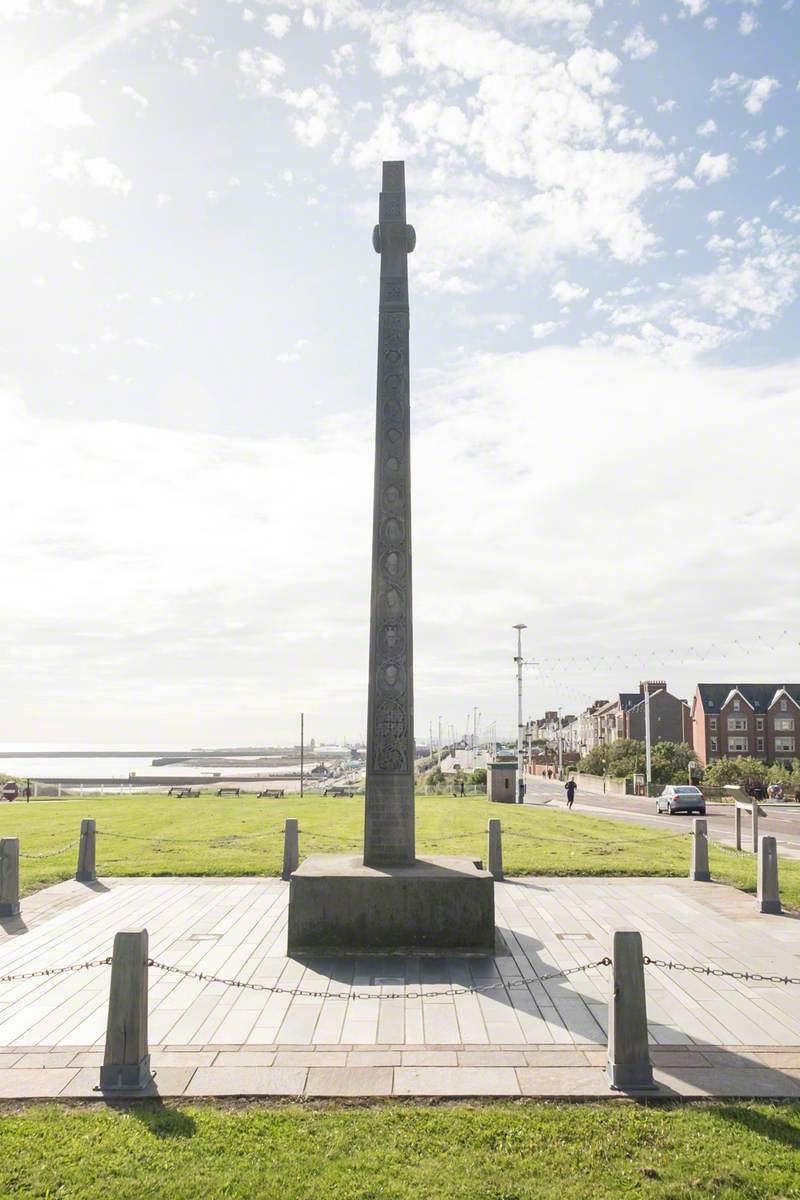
[282,818,299,881]
[689,818,710,882]
[76,818,96,883]
[487,819,503,880]
[734,804,742,851]
[99,929,152,1091]
[757,836,781,914]
[605,930,655,1091]
[0,838,20,917]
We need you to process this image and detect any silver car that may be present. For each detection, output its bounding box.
[656,785,706,815]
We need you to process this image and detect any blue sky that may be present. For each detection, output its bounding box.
[0,0,798,743]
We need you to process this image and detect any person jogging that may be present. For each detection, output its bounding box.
[565,778,577,809]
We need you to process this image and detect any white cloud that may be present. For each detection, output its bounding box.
[84,157,132,194]
[281,84,339,146]
[5,350,799,740]
[738,10,757,35]
[691,226,800,327]
[238,47,285,95]
[677,0,707,15]
[622,26,658,60]
[57,216,108,243]
[264,12,291,36]
[551,280,589,304]
[744,131,767,154]
[696,118,717,136]
[711,73,779,114]
[695,151,735,183]
[706,209,725,223]
[673,176,696,190]
[121,85,148,112]
[655,98,678,112]
[531,320,560,338]
[373,40,404,76]
[35,91,94,129]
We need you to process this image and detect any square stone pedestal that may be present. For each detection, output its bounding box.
[287,855,495,956]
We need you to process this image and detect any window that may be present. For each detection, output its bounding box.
[728,737,748,752]
[710,717,717,731]
[727,717,747,732]
[756,717,764,731]
[775,736,795,754]
[733,699,741,712]
[504,777,509,789]
[757,737,764,753]
[775,717,795,732]
[780,699,788,712]
[710,737,718,753]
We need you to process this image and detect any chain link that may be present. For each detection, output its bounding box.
[144,957,612,1000]
[0,957,112,983]
[18,840,80,860]
[642,956,800,986]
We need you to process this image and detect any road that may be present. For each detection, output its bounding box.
[523,775,800,859]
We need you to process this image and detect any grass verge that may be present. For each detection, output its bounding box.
[0,1100,799,1199]
[1,792,798,913]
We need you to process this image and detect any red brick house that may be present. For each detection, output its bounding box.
[691,684,800,767]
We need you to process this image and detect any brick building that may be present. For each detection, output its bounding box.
[593,682,690,747]
[691,684,800,767]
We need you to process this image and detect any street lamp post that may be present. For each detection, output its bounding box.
[513,624,527,804]
[557,706,563,780]
[437,715,443,766]
[644,683,652,794]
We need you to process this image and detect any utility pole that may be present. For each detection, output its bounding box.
[557,706,563,779]
[300,712,304,799]
[644,683,652,794]
[437,715,443,766]
[513,624,527,803]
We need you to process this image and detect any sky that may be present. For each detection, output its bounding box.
[1,0,799,745]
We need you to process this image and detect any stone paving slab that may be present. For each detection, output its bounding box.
[2,875,800,1098]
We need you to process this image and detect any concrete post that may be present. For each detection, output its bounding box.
[99,929,152,1091]
[751,797,759,855]
[0,838,20,917]
[605,929,655,1091]
[487,818,503,880]
[734,804,742,851]
[282,818,299,881]
[689,818,710,882]
[76,818,96,882]
[757,836,781,914]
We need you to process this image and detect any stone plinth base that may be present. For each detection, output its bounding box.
[287,855,495,956]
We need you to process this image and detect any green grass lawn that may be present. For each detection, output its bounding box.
[2,791,798,913]
[0,1101,798,1199]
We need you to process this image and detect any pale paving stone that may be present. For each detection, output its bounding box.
[151,1051,216,1067]
[516,1067,611,1096]
[0,1053,22,1067]
[306,1066,393,1096]
[394,1067,520,1096]
[524,1050,590,1067]
[457,1051,527,1067]
[273,1051,348,1066]
[654,1067,800,1098]
[401,1050,458,1066]
[60,1066,196,1098]
[347,1051,401,1066]
[214,1051,276,1067]
[0,1068,79,1098]
[16,1052,82,1069]
[184,1066,308,1096]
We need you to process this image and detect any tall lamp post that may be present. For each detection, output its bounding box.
[513,624,527,803]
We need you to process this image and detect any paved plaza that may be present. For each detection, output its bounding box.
[1,874,799,1098]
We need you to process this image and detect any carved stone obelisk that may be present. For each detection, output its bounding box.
[364,160,416,867]
[286,161,494,956]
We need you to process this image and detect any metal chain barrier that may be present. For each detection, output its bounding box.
[143,956,612,1000]
[0,957,112,983]
[643,956,800,986]
[18,840,81,860]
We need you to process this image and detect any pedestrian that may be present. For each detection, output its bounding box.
[459,779,465,797]
[565,778,577,809]
[25,779,31,803]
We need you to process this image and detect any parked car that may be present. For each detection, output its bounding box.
[656,785,706,815]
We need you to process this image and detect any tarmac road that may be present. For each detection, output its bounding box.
[523,775,800,860]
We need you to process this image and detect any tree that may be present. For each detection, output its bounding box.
[650,742,694,786]
[470,767,487,790]
[701,756,768,788]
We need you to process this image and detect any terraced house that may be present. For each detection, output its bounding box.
[691,684,800,768]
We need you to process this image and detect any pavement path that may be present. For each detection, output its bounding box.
[524,776,800,859]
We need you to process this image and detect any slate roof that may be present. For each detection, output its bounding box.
[696,684,800,713]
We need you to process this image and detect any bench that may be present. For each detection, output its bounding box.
[167,787,200,798]
[322,785,357,797]
[216,787,241,797]
[257,788,285,798]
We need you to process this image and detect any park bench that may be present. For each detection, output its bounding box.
[322,785,357,797]
[216,787,241,797]
[167,786,200,798]
[257,788,285,798]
